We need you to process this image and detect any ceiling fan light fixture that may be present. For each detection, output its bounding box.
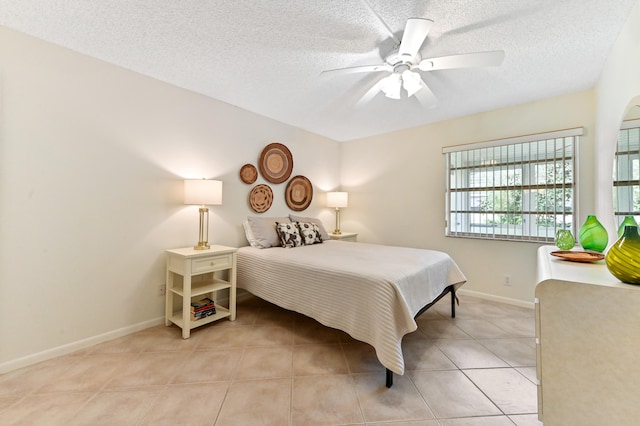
[401,70,423,97]
[380,73,402,99]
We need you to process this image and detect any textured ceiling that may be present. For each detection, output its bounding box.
[0,1,637,141]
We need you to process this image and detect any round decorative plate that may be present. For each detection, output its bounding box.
[249,184,273,213]
[239,164,258,184]
[285,175,313,211]
[550,250,605,262]
[259,142,293,184]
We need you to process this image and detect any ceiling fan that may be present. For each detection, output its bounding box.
[321,17,505,107]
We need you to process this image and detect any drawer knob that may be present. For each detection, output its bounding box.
[210,261,215,266]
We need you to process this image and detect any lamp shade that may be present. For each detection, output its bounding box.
[327,191,348,208]
[184,179,223,205]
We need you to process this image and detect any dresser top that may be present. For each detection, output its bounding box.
[536,245,638,290]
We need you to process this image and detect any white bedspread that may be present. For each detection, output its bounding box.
[236,240,466,375]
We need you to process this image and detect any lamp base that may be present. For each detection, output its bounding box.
[333,208,342,236]
[194,206,211,250]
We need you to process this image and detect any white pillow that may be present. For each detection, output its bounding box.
[289,215,330,240]
[242,220,258,247]
[246,216,291,248]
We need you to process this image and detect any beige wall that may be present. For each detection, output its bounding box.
[340,91,595,305]
[0,27,340,371]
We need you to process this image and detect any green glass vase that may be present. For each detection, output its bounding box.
[605,225,640,284]
[555,229,575,250]
[578,215,608,253]
[617,215,638,238]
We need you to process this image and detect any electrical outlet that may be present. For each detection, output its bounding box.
[503,275,512,286]
[159,284,166,296]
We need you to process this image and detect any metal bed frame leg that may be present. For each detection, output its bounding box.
[450,286,456,318]
[386,286,457,388]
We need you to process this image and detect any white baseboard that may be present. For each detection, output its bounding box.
[0,317,165,374]
[457,288,535,309]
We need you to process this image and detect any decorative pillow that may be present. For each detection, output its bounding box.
[246,216,291,248]
[297,222,323,245]
[275,222,303,248]
[289,215,330,240]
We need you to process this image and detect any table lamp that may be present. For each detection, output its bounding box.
[327,191,348,235]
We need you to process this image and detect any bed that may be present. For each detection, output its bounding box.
[237,217,467,386]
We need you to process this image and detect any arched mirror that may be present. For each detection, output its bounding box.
[613,99,640,232]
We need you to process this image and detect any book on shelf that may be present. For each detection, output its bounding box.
[190,297,215,313]
[191,303,215,313]
[191,307,216,320]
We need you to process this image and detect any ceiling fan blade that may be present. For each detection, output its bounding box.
[413,78,438,107]
[320,64,392,77]
[355,78,386,107]
[398,18,434,57]
[418,50,505,71]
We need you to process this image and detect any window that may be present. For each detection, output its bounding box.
[444,128,581,242]
[613,119,640,225]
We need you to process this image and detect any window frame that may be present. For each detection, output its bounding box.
[443,128,582,243]
[613,119,640,225]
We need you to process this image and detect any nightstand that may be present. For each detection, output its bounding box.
[328,232,358,242]
[165,245,237,338]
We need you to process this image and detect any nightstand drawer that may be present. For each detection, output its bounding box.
[192,254,233,273]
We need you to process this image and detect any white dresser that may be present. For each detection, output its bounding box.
[535,245,640,425]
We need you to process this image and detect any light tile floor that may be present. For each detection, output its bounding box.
[0,294,542,425]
